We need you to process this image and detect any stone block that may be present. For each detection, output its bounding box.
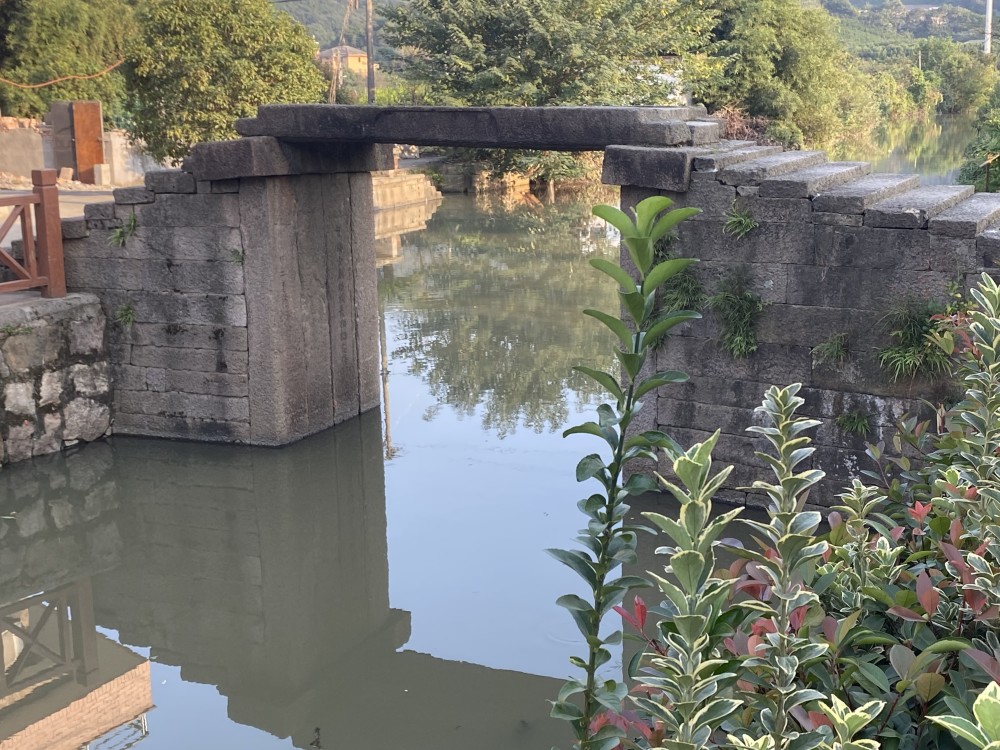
[5,425,34,463]
[69,314,105,354]
[33,413,63,457]
[657,336,813,384]
[112,187,155,205]
[83,201,116,222]
[718,151,827,187]
[691,144,784,172]
[62,398,110,442]
[733,195,813,224]
[65,258,245,295]
[38,370,66,407]
[928,192,1000,238]
[127,323,248,351]
[754,304,875,349]
[124,226,245,262]
[929,235,978,275]
[61,218,89,239]
[63,232,116,260]
[811,212,864,226]
[70,362,110,397]
[185,137,395,181]
[235,104,705,149]
[864,185,973,229]
[145,170,196,194]
[134,193,240,228]
[658,397,756,436]
[676,221,813,264]
[110,364,147,391]
[811,174,920,215]
[130,345,249,375]
[814,226,930,270]
[601,146,696,191]
[1,324,63,374]
[662,178,737,221]
[786,266,951,310]
[116,390,249,422]
[93,290,247,328]
[4,382,35,416]
[757,161,870,198]
[698,260,787,304]
[145,369,248,397]
[211,179,240,193]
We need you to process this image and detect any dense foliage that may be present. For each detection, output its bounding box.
[126,0,326,161]
[0,0,134,122]
[382,0,714,106]
[557,196,1000,749]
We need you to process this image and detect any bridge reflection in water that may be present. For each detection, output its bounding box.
[0,408,563,749]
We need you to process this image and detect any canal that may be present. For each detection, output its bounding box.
[0,187,635,749]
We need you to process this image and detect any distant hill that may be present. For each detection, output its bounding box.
[271,0,404,56]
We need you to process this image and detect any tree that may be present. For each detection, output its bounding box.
[0,0,134,121]
[382,0,717,106]
[916,37,999,114]
[127,0,326,162]
[691,0,881,145]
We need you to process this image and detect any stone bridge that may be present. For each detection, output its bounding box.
[61,104,1000,504]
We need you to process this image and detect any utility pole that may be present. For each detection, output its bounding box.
[366,0,375,103]
[987,0,994,55]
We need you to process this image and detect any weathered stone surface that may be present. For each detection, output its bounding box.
[786,266,952,309]
[677,221,814,264]
[184,137,395,181]
[145,369,248,397]
[83,201,115,222]
[978,228,1000,268]
[810,212,864,226]
[145,170,196,194]
[65,257,245,295]
[61,218,89,239]
[658,336,813,383]
[134,193,240,228]
[758,161,871,198]
[236,104,710,149]
[130,345,249,375]
[698,260,788,303]
[718,151,827,186]
[117,390,248,421]
[814,226,931,269]
[865,185,973,229]
[210,179,240,193]
[124,323,248,351]
[4,382,35,416]
[690,144,784,172]
[1,324,62,373]
[928,192,1000,238]
[112,187,155,205]
[69,314,105,354]
[930,235,978,273]
[70,362,110,397]
[734,195,813,223]
[110,364,148,391]
[113,411,250,441]
[89,290,247,327]
[688,120,721,145]
[811,174,920,214]
[38,370,66,406]
[62,398,110,442]
[33,413,63,456]
[661,179,737,222]
[601,146,696,191]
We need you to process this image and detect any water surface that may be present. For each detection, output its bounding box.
[0,189,636,749]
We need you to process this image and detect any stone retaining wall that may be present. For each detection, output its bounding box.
[0,295,111,468]
[605,144,1000,505]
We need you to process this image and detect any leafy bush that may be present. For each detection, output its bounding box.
[556,268,1000,749]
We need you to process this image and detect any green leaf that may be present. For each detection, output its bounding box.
[914,672,946,702]
[583,308,633,350]
[550,699,585,721]
[670,549,706,593]
[926,716,989,748]
[616,350,644,379]
[546,548,597,588]
[634,370,689,399]
[634,195,674,235]
[593,204,639,238]
[620,290,646,326]
[642,257,698,297]
[572,366,623,402]
[590,257,637,291]
[644,310,702,349]
[576,454,606,482]
[563,422,617,448]
[649,207,701,246]
[975,684,1000,742]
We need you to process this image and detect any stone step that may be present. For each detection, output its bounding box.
[758,161,872,199]
[717,151,827,187]
[690,144,784,172]
[928,192,1000,238]
[810,174,920,215]
[688,120,721,146]
[865,185,974,229]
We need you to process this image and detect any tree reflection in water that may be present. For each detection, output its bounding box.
[379,189,621,438]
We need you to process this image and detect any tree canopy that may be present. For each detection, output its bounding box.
[127,0,326,161]
[0,0,134,121]
[382,0,717,106]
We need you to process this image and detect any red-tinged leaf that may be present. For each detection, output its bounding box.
[977,606,1000,623]
[890,526,905,542]
[790,606,809,632]
[977,542,989,556]
[822,616,838,644]
[917,571,940,615]
[888,605,926,622]
[613,605,642,633]
[823,547,832,563]
[965,587,989,613]
[634,596,647,630]
[752,618,778,636]
[808,711,833,730]
[966,486,979,499]
[736,580,769,599]
[966,648,1000,682]
[941,542,971,577]
[909,501,932,523]
[748,634,765,655]
[951,518,964,543]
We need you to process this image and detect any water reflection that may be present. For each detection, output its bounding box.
[380,191,619,438]
[833,113,977,184]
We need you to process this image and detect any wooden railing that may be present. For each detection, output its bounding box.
[0,169,65,298]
